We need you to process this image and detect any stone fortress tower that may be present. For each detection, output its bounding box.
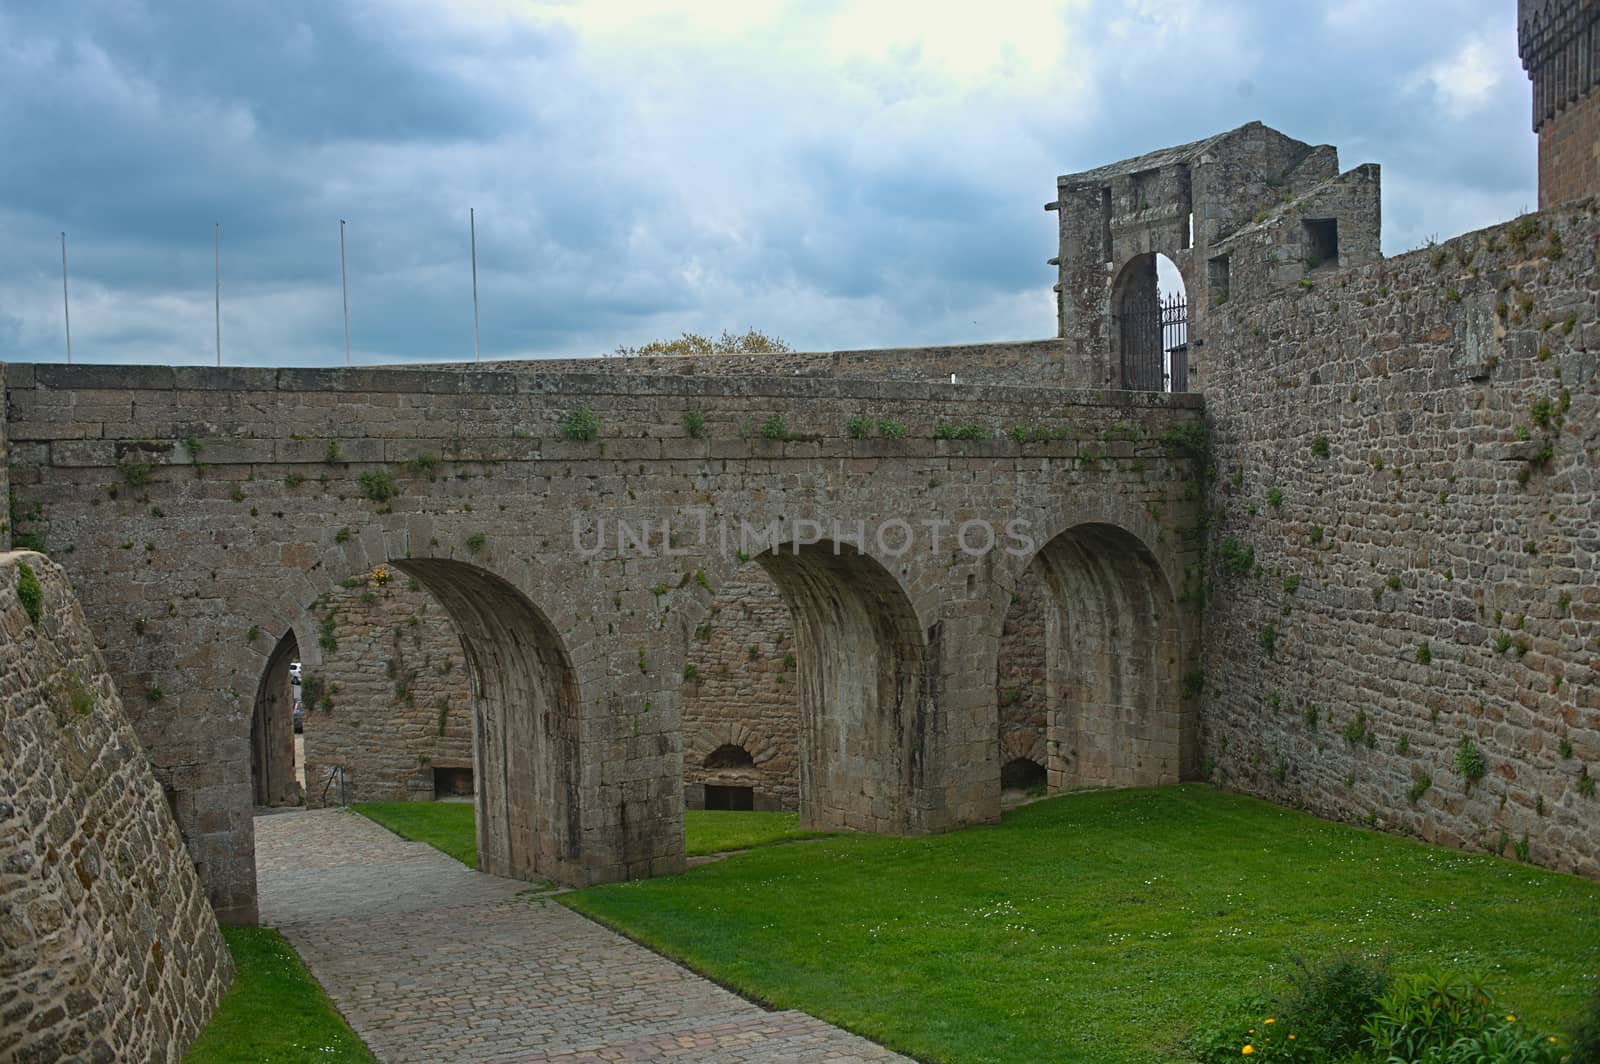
[1519,0,1600,207]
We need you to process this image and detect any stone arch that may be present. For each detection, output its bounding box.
[390,558,581,883]
[704,744,755,769]
[1029,522,1184,790]
[754,540,931,832]
[250,629,301,808]
[281,556,581,884]
[1000,756,1046,793]
[1111,252,1188,392]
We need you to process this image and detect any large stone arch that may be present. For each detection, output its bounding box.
[1029,522,1185,789]
[396,558,581,882]
[282,554,584,885]
[754,540,933,833]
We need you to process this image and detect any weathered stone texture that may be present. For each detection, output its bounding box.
[300,573,474,807]
[996,559,1050,782]
[1202,201,1600,878]
[1539,89,1600,209]
[0,551,231,1062]
[1,366,1203,917]
[681,567,800,811]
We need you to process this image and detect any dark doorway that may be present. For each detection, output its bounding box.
[251,630,301,807]
[433,766,474,799]
[1001,757,1047,793]
[704,785,755,811]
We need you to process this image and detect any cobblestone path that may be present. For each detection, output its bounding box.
[255,809,909,1063]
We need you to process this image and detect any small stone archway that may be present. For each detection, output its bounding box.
[1029,522,1184,790]
[754,541,931,833]
[250,630,301,808]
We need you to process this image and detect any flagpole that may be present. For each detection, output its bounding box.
[339,219,351,366]
[60,232,73,364]
[470,207,481,363]
[214,222,222,367]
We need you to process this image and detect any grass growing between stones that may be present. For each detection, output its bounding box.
[560,786,1600,1064]
[185,926,374,1063]
[353,802,832,867]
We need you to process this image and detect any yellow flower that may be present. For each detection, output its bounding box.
[1548,1036,1559,1044]
[1242,1047,1255,1056]
[1289,1035,1296,1041]
[1506,1015,1517,1023]
[1264,1019,1275,1025]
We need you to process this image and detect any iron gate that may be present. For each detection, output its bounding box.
[1118,292,1189,393]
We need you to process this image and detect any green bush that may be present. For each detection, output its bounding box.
[877,419,908,439]
[16,560,42,624]
[1364,970,1563,1064]
[1193,953,1391,1062]
[1219,538,1255,576]
[1278,951,1392,1057]
[358,470,397,503]
[682,410,706,438]
[1456,736,1487,784]
[761,415,789,440]
[846,416,875,439]
[1569,979,1600,1064]
[936,423,989,441]
[1311,435,1331,458]
[564,405,601,441]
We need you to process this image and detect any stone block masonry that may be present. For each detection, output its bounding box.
[2,365,1205,920]
[1201,199,1600,878]
[300,574,474,807]
[1,551,231,1061]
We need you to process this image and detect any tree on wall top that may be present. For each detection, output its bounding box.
[612,329,792,357]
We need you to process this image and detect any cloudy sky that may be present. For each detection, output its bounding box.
[0,0,1534,366]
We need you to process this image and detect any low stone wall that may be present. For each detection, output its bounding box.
[1202,200,1600,877]
[1,551,231,1061]
[456,338,1080,389]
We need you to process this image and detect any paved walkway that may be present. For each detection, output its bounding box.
[256,809,909,1063]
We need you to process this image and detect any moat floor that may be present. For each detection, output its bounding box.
[256,809,907,1063]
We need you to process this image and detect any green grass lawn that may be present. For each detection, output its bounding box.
[352,802,830,864]
[352,801,478,867]
[560,785,1600,1064]
[185,926,374,1063]
[682,810,835,856]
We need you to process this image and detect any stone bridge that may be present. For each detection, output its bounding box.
[1,360,1205,922]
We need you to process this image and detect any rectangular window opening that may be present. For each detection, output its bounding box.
[433,766,474,799]
[1303,218,1339,270]
[1207,254,1231,306]
[704,784,755,811]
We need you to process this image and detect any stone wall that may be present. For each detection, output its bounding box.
[1,363,1204,915]
[457,338,1083,389]
[1538,89,1600,209]
[1201,199,1600,878]
[996,558,1049,777]
[1,551,231,1061]
[682,566,800,811]
[301,572,474,807]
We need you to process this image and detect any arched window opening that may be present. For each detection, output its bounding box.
[1114,253,1189,393]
